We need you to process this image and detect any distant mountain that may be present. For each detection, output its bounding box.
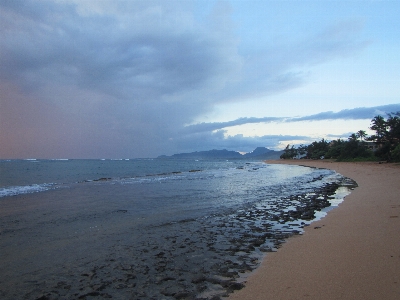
[242,147,283,160]
[158,149,242,159]
[157,147,283,160]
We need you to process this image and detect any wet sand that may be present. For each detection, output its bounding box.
[229,160,400,300]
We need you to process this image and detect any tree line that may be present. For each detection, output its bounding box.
[280,111,400,162]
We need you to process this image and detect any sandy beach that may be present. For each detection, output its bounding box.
[229,160,400,300]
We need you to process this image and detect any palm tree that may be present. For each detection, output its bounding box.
[348,133,358,141]
[356,130,367,141]
[386,112,400,144]
[370,115,387,143]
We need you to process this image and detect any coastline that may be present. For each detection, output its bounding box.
[0,161,348,299]
[229,160,400,300]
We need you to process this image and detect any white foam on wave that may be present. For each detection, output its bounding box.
[0,183,54,198]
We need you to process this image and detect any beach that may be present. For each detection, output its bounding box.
[229,160,400,300]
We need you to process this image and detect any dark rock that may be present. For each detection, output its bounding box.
[225,282,245,292]
[191,275,206,284]
[36,295,50,300]
[173,291,192,299]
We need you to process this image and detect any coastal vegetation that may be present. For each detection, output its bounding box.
[281,111,400,162]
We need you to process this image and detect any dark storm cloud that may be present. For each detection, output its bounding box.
[0,0,241,158]
[0,1,372,158]
[0,0,232,100]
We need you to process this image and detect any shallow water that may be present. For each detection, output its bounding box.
[0,159,356,299]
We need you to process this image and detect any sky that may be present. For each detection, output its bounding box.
[1,0,399,159]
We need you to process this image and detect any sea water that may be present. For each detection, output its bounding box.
[0,159,342,225]
[0,159,355,299]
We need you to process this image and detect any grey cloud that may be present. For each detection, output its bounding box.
[214,20,370,103]
[0,1,236,101]
[290,104,400,122]
[0,0,241,158]
[185,104,400,135]
[0,1,376,158]
[183,117,284,134]
[293,20,370,66]
[172,104,400,156]
[326,133,355,140]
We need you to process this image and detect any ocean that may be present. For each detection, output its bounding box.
[0,159,356,299]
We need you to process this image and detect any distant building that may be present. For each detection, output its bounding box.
[364,141,380,152]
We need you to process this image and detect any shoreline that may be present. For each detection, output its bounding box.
[0,162,351,299]
[229,160,400,300]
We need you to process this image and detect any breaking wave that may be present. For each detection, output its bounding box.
[0,183,54,198]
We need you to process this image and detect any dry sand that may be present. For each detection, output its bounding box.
[229,160,400,300]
